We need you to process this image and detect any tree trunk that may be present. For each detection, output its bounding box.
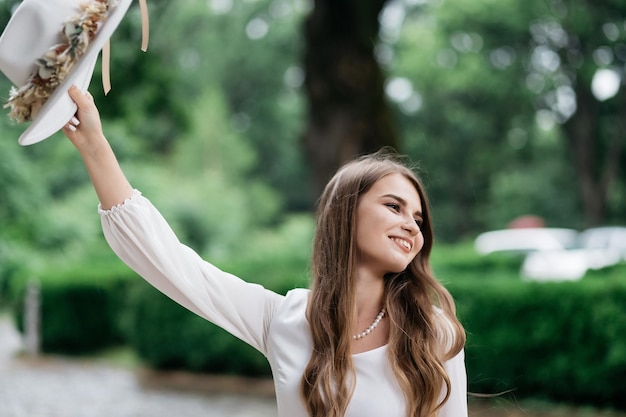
[563,85,624,227]
[302,0,398,198]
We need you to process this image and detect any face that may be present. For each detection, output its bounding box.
[355,173,425,278]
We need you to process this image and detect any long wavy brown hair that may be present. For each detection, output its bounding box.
[300,150,466,417]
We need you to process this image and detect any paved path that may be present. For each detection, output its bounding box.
[0,317,277,417]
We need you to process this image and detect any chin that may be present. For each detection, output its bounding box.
[388,263,411,274]
[383,268,408,281]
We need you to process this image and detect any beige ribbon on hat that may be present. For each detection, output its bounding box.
[102,0,150,95]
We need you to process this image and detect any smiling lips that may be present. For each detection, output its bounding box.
[391,237,413,252]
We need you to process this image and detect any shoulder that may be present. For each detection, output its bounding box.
[286,287,310,298]
[282,288,310,309]
[270,288,310,325]
[266,288,312,353]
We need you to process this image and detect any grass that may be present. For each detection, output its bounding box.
[83,345,144,369]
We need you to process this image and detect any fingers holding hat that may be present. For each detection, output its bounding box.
[62,85,105,150]
[66,116,80,132]
[68,85,97,113]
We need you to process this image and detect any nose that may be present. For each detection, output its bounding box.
[403,218,420,236]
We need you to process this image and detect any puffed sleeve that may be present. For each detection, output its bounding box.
[98,190,284,355]
[438,348,468,417]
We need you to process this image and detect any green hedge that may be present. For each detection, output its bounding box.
[450,267,626,409]
[431,242,524,282]
[8,240,626,409]
[122,281,271,375]
[11,257,135,354]
[120,253,309,376]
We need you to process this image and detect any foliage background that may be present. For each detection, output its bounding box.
[1,0,626,410]
[1,0,624,261]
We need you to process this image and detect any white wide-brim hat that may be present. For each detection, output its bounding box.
[0,0,133,146]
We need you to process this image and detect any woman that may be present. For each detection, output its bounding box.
[63,85,467,417]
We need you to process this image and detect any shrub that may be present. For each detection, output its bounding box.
[431,241,523,283]
[10,231,626,410]
[11,255,135,354]
[122,281,271,375]
[450,273,626,408]
[121,252,310,376]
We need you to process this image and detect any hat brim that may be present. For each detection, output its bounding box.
[18,0,133,146]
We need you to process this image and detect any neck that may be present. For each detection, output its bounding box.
[351,270,388,349]
[354,269,385,318]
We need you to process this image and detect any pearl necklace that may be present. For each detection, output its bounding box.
[352,307,386,340]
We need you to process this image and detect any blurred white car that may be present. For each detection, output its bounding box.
[474,226,626,281]
[475,228,579,254]
[579,226,626,262]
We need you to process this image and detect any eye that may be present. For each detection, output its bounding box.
[385,203,400,211]
[415,219,423,228]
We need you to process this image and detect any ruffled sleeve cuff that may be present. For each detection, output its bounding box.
[98,189,143,216]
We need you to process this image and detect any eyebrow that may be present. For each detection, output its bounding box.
[382,194,423,218]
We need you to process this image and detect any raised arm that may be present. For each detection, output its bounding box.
[62,84,283,353]
[62,85,134,209]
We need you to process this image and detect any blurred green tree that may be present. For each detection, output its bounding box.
[2,0,625,255]
[104,0,311,209]
[389,0,625,237]
[0,0,296,282]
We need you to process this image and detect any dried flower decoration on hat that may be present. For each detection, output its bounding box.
[0,0,148,145]
[4,0,149,125]
[4,0,114,123]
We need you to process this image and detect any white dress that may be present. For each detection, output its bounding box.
[99,191,468,417]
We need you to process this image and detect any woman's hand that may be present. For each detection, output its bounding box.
[62,85,106,154]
